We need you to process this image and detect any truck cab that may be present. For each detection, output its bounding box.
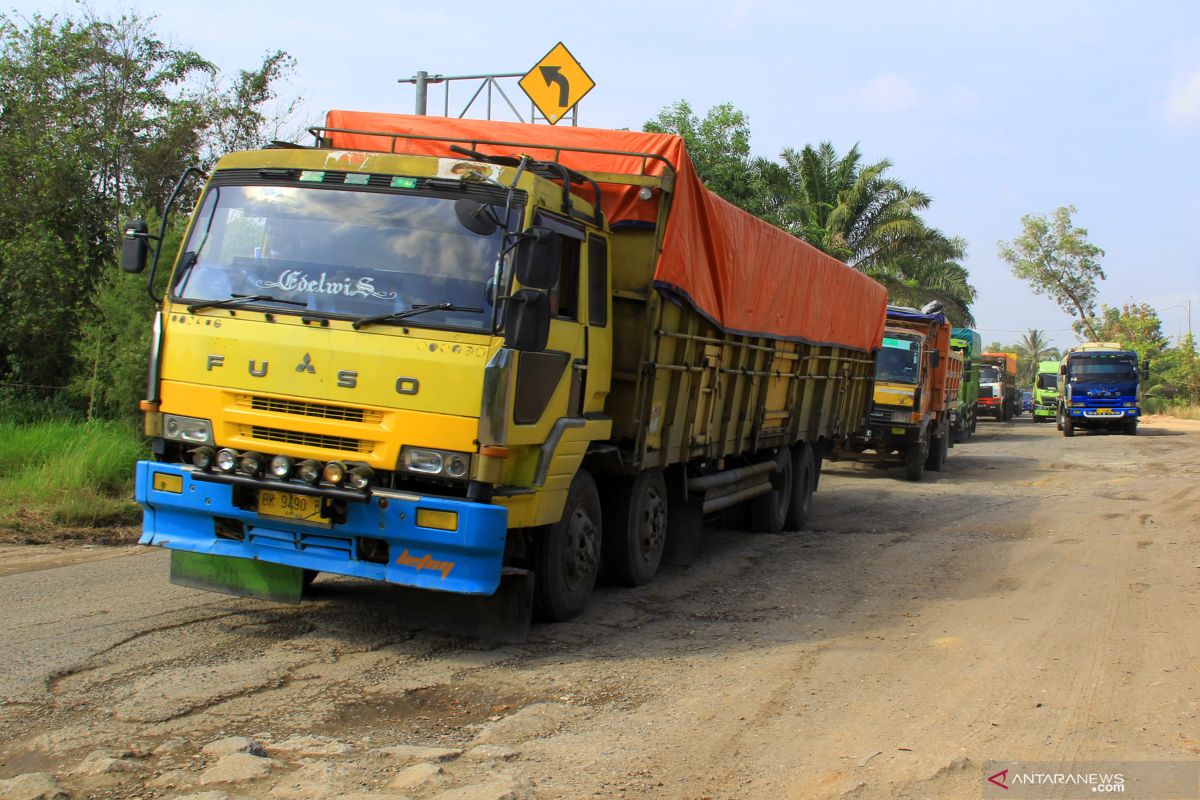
[860,308,962,480]
[1033,360,1060,423]
[1059,344,1147,436]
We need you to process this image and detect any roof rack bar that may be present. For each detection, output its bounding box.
[308,126,677,179]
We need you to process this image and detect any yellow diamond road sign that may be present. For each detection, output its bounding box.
[519,42,595,125]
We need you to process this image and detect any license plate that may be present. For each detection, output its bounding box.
[1092,408,1116,415]
[258,489,330,525]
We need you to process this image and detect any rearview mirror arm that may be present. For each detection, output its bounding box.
[145,166,208,305]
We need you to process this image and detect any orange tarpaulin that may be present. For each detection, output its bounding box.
[324,111,887,353]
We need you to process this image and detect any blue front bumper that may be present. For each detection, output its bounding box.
[1066,407,1139,419]
[135,461,508,595]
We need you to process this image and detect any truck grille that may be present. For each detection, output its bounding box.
[238,424,375,454]
[979,386,994,398]
[234,394,383,424]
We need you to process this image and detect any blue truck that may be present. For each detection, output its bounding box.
[1058,343,1149,437]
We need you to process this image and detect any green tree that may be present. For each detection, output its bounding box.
[1010,328,1061,386]
[644,100,758,209]
[0,9,295,416]
[997,206,1106,340]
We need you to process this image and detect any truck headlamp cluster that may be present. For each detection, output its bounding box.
[193,448,374,492]
[399,446,472,480]
[162,414,214,445]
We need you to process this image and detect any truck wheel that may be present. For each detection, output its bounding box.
[784,444,816,531]
[970,414,977,434]
[601,469,668,587]
[1125,419,1138,436]
[1056,408,1064,431]
[1062,417,1075,438]
[904,438,927,481]
[533,469,602,622]
[751,448,793,534]
[926,430,948,471]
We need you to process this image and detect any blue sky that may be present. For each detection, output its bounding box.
[14,0,1200,348]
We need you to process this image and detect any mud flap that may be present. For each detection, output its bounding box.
[170,550,304,604]
[383,567,534,644]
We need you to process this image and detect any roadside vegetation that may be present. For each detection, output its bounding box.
[0,418,146,540]
[0,8,296,536]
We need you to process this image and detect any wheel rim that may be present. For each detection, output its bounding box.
[563,501,599,592]
[637,483,668,561]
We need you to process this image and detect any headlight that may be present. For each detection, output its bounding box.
[238,451,264,476]
[346,465,374,490]
[162,414,214,445]
[399,446,473,480]
[269,455,294,479]
[1123,402,1136,408]
[296,459,321,484]
[191,446,215,470]
[215,448,239,472]
[322,461,347,485]
[892,410,910,423]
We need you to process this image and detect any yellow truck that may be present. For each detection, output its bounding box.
[841,306,963,480]
[122,112,887,636]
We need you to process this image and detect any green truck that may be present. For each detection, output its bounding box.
[950,327,980,442]
[1033,359,1060,423]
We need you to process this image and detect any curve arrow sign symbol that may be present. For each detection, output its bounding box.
[539,65,570,107]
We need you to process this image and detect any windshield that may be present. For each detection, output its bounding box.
[875,335,921,384]
[978,365,1001,384]
[1067,354,1137,382]
[172,182,518,331]
[1036,372,1059,391]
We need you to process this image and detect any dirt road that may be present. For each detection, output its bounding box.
[2,417,1199,800]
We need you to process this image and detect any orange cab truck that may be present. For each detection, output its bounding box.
[124,112,887,638]
[841,306,963,480]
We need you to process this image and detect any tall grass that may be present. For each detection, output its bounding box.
[0,420,147,531]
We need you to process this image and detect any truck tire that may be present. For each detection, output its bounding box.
[970,414,977,434]
[1062,417,1075,438]
[1125,419,1138,436]
[751,448,793,534]
[904,438,927,481]
[784,444,816,531]
[533,469,602,622]
[601,469,668,587]
[1056,407,1064,431]
[926,430,948,471]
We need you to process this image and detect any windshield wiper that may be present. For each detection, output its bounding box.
[352,302,484,330]
[187,294,307,313]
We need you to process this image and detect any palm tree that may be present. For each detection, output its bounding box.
[1011,329,1061,385]
[771,142,976,323]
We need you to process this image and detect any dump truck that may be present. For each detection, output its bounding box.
[122,112,887,638]
[950,327,980,442]
[1058,343,1147,436]
[839,307,962,480]
[1032,359,1059,423]
[977,351,1018,420]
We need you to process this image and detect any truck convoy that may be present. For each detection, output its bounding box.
[1058,343,1147,436]
[950,327,980,442]
[843,307,963,480]
[976,352,1018,421]
[1032,360,1060,423]
[122,112,887,635]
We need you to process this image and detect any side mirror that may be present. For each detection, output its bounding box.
[454,199,499,236]
[121,219,149,274]
[1141,359,1151,380]
[929,349,940,369]
[504,289,551,352]
[514,228,560,290]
